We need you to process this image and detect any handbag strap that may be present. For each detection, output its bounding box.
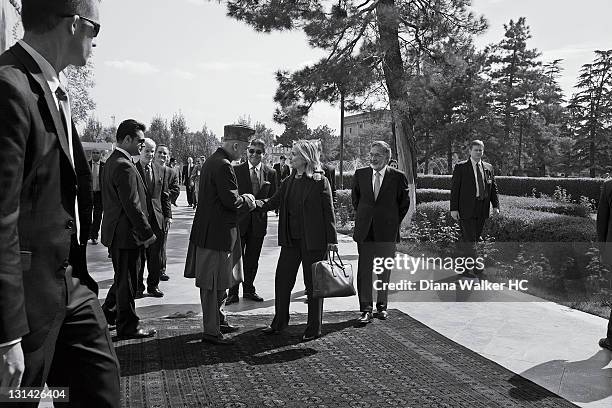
[329,249,350,277]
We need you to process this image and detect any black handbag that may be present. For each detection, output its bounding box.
[312,250,356,298]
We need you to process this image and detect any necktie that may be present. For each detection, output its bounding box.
[476,163,485,199]
[374,171,381,200]
[146,164,154,192]
[92,162,99,191]
[251,167,260,195]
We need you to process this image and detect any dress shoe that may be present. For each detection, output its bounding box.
[135,291,144,299]
[220,323,240,334]
[599,338,612,351]
[90,238,98,245]
[261,326,282,335]
[160,272,170,281]
[107,324,116,331]
[243,292,264,302]
[117,328,156,340]
[201,333,235,345]
[377,310,389,320]
[226,294,239,305]
[301,333,321,342]
[147,287,164,297]
[358,311,373,325]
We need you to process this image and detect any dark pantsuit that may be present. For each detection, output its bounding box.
[229,233,264,296]
[103,246,141,335]
[271,239,325,337]
[137,225,163,290]
[90,190,103,240]
[20,272,120,408]
[607,310,612,340]
[357,240,395,312]
[458,200,486,272]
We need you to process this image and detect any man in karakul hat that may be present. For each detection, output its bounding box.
[185,124,256,345]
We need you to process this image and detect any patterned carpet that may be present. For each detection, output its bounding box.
[114,311,578,408]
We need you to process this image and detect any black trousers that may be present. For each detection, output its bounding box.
[458,200,486,273]
[186,184,194,205]
[137,225,163,291]
[89,190,103,240]
[160,227,169,273]
[357,240,395,313]
[229,231,265,296]
[19,269,120,407]
[102,246,141,335]
[607,309,612,339]
[271,239,325,337]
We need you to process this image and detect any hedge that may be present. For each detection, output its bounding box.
[417,174,604,204]
[413,200,596,243]
[336,188,451,208]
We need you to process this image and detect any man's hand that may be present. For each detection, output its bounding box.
[327,243,338,252]
[492,207,500,216]
[1,342,24,389]
[164,217,173,232]
[450,210,459,221]
[138,233,157,248]
[242,194,256,211]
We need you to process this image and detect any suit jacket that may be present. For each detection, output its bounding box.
[88,159,104,192]
[273,163,291,186]
[322,163,336,198]
[0,43,94,346]
[189,148,250,251]
[135,161,171,230]
[597,179,612,265]
[450,160,500,219]
[165,165,180,205]
[182,164,194,186]
[352,167,410,243]
[234,161,277,237]
[101,150,154,249]
[260,174,337,250]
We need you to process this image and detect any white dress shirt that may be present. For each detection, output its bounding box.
[470,158,485,197]
[371,165,388,194]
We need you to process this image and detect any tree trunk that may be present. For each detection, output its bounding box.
[339,89,345,188]
[447,135,453,174]
[376,0,417,219]
[517,122,523,173]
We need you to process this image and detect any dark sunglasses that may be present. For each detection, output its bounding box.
[62,14,101,37]
[248,149,263,155]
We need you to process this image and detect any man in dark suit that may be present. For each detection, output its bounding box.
[0,1,120,404]
[450,140,500,277]
[274,155,291,186]
[155,145,180,281]
[596,179,612,351]
[227,139,277,304]
[134,138,172,298]
[185,125,256,345]
[101,120,157,340]
[352,141,410,324]
[182,157,195,206]
[88,148,104,245]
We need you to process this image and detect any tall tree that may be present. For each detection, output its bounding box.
[568,50,612,177]
[484,17,541,174]
[147,116,172,147]
[225,0,486,215]
[81,115,103,142]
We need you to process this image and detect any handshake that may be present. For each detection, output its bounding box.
[241,193,263,211]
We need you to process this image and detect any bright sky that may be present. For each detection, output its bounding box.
[89,0,612,137]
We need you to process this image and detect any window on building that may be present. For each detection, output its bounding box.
[349,127,352,134]
[359,124,363,129]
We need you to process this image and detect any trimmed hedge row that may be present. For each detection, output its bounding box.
[336,188,451,208]
[415,200,596,242]
[417,174,604,203]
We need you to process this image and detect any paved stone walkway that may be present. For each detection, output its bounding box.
[86,190,612,408]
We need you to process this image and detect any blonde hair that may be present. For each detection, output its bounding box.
[292,140,321,178]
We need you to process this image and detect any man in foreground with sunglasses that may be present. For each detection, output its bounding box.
[0,0,121,405]
[227,139,278,304]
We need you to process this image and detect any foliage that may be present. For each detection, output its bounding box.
[146,116,172,147]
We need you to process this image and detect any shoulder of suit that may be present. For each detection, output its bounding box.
[355,167,370,175]
[457,160,470,166]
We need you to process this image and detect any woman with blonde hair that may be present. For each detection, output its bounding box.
[258,140,337,341]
